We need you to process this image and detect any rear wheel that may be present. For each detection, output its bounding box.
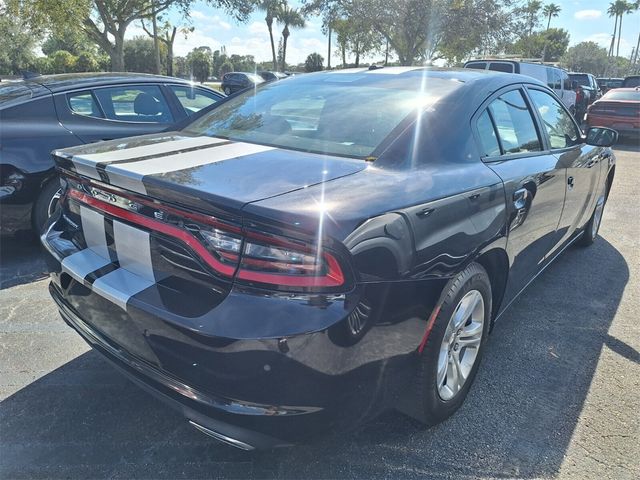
[32,178,62,234]
[417,263,492,426]
[224,86,232,95]
[578,184,607,247]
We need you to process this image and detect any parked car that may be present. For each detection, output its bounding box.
[258,71,288,82]
[464,60,577,115]
[42,67,617,450]
[596,77,623,94]
[220,72,265,95]
[0,73,224,235]
[621,75,640,88]
[586,87,640,138]
[569,72,601,105]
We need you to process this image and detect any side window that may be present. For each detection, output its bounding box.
[93,85,174,123]
[170,85,220,116]
[546,68,561,90]
[487,89,541,154]
[476,110,501,157]
[465,62,487,70]
[67,91,102,118]
[528,89,580,149]
[562,72,571,91]
[489,62,514,73]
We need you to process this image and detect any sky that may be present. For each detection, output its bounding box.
[124,0,640,66]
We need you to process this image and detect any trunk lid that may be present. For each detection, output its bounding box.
[54,132,367,213]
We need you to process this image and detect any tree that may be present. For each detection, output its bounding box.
[257,0,282,71]
[42,29,97,57]
[0,16,38,75]
[220,60,234,76]
[542,3,561,30]
[511,28,569,62]
[51,50,77,73]
[607,1,635,58]
[277,2,306,71]
[124,36,167,73]
[560,42,609,76]
[305,52,324,72]
[187,47,212,83]
[75,51,101,71]
[522,0,542,36]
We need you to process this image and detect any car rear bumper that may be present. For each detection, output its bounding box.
[586,115,640,134]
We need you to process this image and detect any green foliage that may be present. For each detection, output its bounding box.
[50,50,77,73]
[304,52,324,72]
[42,29,96,56]
[187,47,212,83]
[75,51,101,72]
[511,28,569,62]
[124,36,167,73]
[219,60,234,76]
[560,42,614,76]
[0,16,38,75]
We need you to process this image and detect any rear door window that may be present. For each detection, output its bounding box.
[93,85,174,123]
[67,91,103,118]
[476,110,501,157]
[487,89,541,154]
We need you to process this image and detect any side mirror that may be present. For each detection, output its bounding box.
[586,127,618,147]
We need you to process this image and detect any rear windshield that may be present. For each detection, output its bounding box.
[604,90,640,101]
[622,77,640,87]
[183,72,461,158]
[569,74,590,87]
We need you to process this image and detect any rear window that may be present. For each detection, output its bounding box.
[489,63,514,73]
[603,90,640,101]
[184,74,461,158]
[622,77,640,88]
[569,74,590,87]
[465,62,487,70]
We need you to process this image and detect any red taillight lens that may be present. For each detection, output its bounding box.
[237,236,345,288]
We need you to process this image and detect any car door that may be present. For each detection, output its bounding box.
[526,87,602,256]
[54,84,183,144]
[474,87,567,302]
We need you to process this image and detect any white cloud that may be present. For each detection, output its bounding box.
[174,30,222,56]
[585,32,612,48]
[248,21,268,35]
[191,10,231,31]
[574,10,602,20]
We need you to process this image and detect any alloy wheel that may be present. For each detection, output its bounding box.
[437,289,485,401]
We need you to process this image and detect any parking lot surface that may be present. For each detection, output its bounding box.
[1,143,638,479]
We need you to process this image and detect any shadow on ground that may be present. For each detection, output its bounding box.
[0,236,630,479]
[0,233,47,289]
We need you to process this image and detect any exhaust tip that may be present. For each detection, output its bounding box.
[188,420,255,451]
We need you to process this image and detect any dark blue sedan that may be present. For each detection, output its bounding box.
[0,73,223,235]
[41,67,617,449]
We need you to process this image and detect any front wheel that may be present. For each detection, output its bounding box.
[417,263,492,426]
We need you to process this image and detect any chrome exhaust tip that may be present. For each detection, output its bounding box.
[188,420,255,451]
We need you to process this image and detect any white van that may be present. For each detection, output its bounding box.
[464,60,577,115]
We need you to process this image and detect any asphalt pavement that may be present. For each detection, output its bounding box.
[1,142,638,479]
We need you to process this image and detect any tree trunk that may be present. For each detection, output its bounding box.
[327,26,331,70]
[634,31,640,65]
[281,27,289,72]
[355,47,360,68]
[152,4,161,75]
[341,44,346,68]
[616,16,623,57]
[167,27,176,76]
[546,14,551,30]
[111,31,125,71]
[267,17,277,70]
[384,39,389,66]
[609,15,618,57]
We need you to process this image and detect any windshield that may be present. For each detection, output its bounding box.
[569,74,590,87]
[604,90,640,101]
[183,72,460,158]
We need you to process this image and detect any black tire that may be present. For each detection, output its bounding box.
[417,262,492,426]
[32,178,62,234]
[577,184,607,247]
[224,86,232,95]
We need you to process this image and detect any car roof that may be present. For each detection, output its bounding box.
[20,72,195,94]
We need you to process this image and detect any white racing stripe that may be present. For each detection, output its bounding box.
[61,249,111,284]
[80,206,110,259]
[104,142,275,194]
[92,268,155,310]
[113,220,155,282]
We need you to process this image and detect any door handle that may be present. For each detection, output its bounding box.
[567,176,575,190]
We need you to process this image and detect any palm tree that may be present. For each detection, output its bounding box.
[616,1,635,57]
[524,0,543,36]
[542,3,561,29]
[608,1,634,57]
[258,0,282,71]
[277,2,306,72]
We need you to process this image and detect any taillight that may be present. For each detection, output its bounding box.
[64,177,346,291]
[237,234,345,288]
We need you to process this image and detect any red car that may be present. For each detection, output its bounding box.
[586,87,640,138]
